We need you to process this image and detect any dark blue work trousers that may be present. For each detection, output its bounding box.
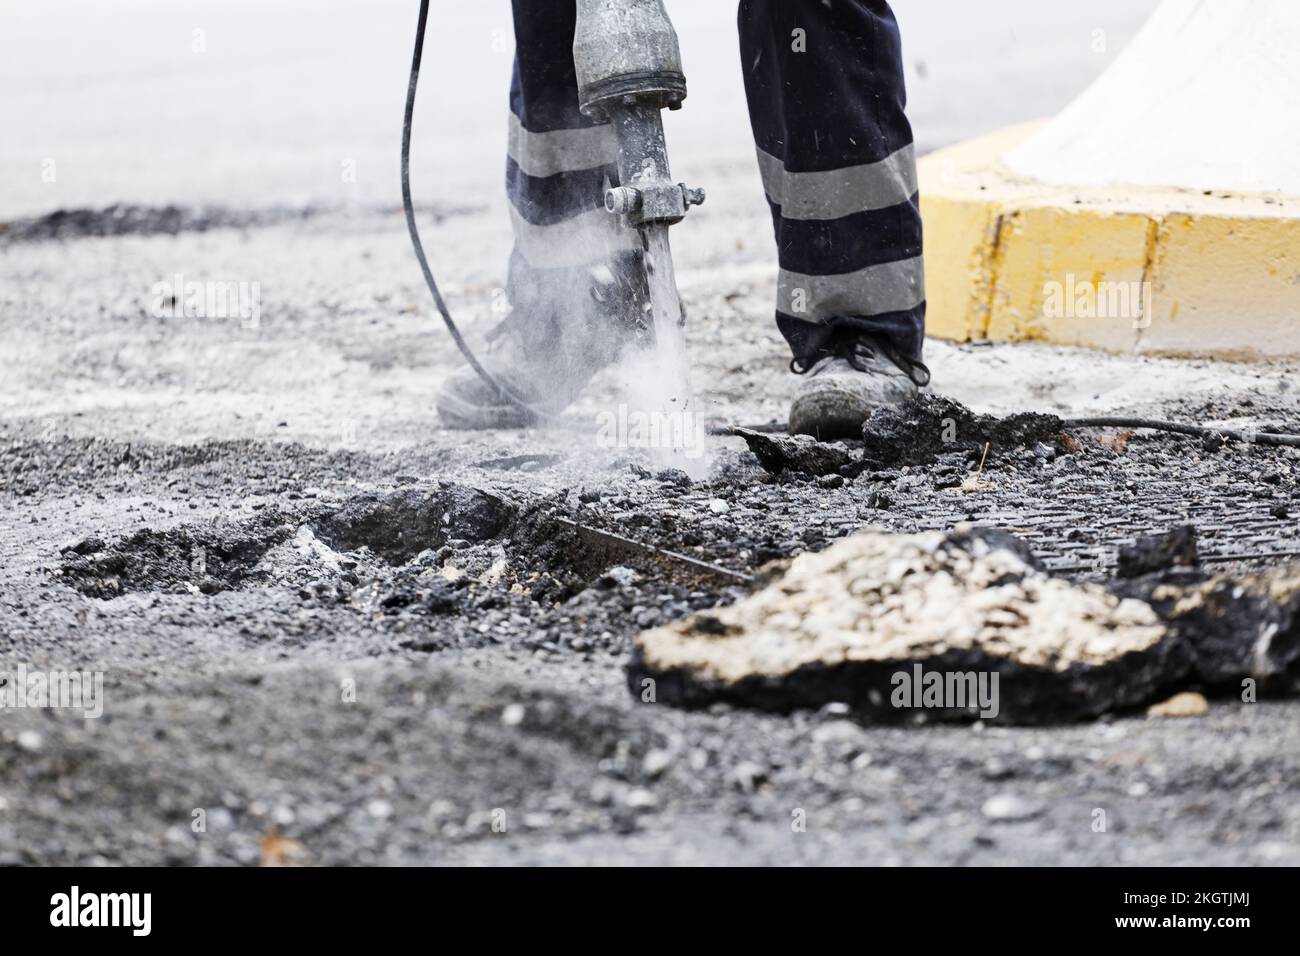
[506,0,925,365]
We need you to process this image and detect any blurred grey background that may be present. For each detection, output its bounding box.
[0,0,1160,217]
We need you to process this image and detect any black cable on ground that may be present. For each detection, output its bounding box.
[1065,417,1300,448]
[713,418,1300,446]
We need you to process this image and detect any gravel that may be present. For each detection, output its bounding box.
[2,205,1299,865]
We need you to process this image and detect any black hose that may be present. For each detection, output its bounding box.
[402,0,553,422]
[1065,417,1300,448]
[712,417,1300,446]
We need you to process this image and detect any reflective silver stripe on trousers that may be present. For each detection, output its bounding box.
[777,257,926,321]
[757,144,918,221]
[508,206,638,270]
[508,112,618,179]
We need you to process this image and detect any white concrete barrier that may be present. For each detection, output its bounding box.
[1006,0,1300,196]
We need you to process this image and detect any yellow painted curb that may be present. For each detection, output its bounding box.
[919,123,1300,358]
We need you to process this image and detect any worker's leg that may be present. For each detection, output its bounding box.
[737,0,926,372]
[438,2,641,428]
[505,0,641,322]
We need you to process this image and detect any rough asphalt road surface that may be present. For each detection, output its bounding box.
[3,195,1299,865]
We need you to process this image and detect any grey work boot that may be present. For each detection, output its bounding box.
[788,338,931,441]
[436,332,602,429]
[437,263,646,430]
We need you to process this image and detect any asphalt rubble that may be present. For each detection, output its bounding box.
[52,396,1300,725]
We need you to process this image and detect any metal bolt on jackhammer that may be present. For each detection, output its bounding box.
[681,185,705,207]
[606,186,643,215]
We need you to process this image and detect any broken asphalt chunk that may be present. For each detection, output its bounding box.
[629,527,1300,723]
[860,395,1070,470]
[728,427,855,477]
[1117,525,1199,578]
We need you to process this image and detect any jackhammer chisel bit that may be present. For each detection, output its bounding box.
[573,0,705,381]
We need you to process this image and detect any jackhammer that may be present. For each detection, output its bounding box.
[402,0,704,422]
